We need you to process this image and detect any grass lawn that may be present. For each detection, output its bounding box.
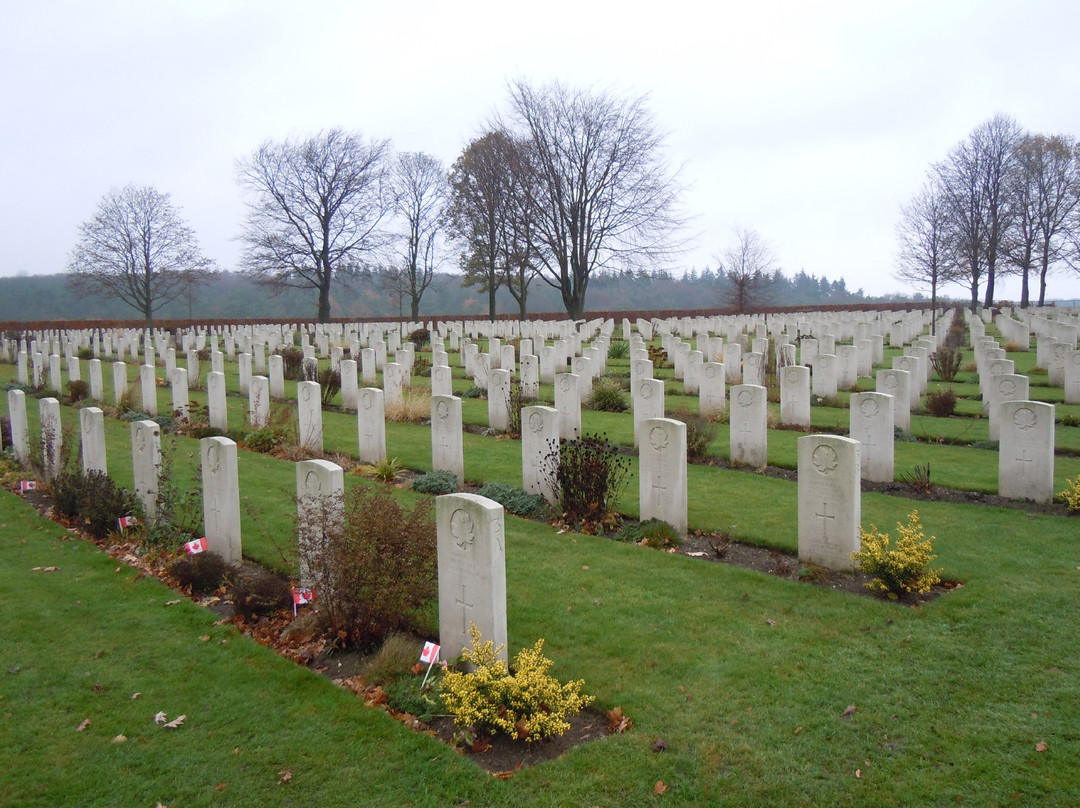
[3,331,1080,805]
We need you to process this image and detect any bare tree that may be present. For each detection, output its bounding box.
[503,80,687,320]
[894,173,959,330]
[391,152,448,319]
[68,184,215,334]
[235,128,393,323]
[1026,135,1079,306]
[938,114,1022,311]
[447,130,540,320]
[718,226,775,313]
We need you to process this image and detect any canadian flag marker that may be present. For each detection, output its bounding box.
[419,641,441,689]
[117,516,139,531]
[291,587,315,616]
[19,480,38,492]
[184,537,208,555]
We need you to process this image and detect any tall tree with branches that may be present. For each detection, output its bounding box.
[717,226,775,313]
[67,184,215,334]
[894,173,959,330]
[503,80,686,320]
[235,128,393,323]
[391,151,448,319]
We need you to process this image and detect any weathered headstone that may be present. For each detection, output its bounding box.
[813,353,837,398]
[269,354,285,399]
[999,401,1055,503]
[488,368,511,432]
[357,387,386,464]
[131,419,161,518]
[730,384,767,468]
[6,389,29,465]
[38,397,62,482]
[521,405,559,506]
[431,395,465,483]
[249,375,270,428]
[849,392,894,482]
[207,370,228,432]
[431,364,453,398]
[201,436,242,564]
[797,434,860,571]
[520,354,539,399]
[988,374,1029,441]
[699,361,726,418]
[297,381,323,452]
[80,406,107,475]
[171,367,189,424]
[89,358,103,402]
[436,493,508,663]
[554,373,582,441]
[779,365,810,427]
[639,417,687,536]
[875,368,911,432]
[295,459,344,589]
[339,359,358,410]
[140,364,158,417]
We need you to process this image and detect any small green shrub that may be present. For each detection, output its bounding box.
[77,347,94,360]
[584,378,628,412]
[169,552,227,594]
[476,481,548,519]
[50,471,84,519]
[383,676,440,724]
[647,346,668,367]
[319,366,341,406]
[357,456,406,483]
[412,469,458,495]
[615,518,681,549]
[925,389,957,418]
[608,340,630,359]
[461,386,485,399]
[359,634,425,686]
[408,328,431,350]
[230,568,292,620]
[440,624,593,743]
[852,510,941,599]
[68,379,90,403]
[671,406,719,459]
[274,347,305,380]
[80,471,140,539]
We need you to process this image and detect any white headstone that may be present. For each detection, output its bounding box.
[639,418,687,536]
[249,375,270,428]
[207,371,228,432]
[269,354,285,399]
[988,374,1029,441]
[357,387,387,464]
[999,401,1055,503]
[131,419,161,518]
[730,384,767,468]
[431,364,453,398]
[812,354,837,398]
[849,392,894,482]
[779,365,810,427]
[201,436,242,564]
[431,395,465,483]
[171,368,189,424]
[875,368,911,433]
[297,381,323,452]
[80,406,107,476]
[699,361,726,418]
[6,389,29,465]
[488,368,512,432]
[88,358,104,402]
[521,405,559,506]
[339,359,358,410]
[554,373,582,441]
[797,434,861,571]
[437,493,508,663]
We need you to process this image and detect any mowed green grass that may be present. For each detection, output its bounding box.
[2,332,1080,806]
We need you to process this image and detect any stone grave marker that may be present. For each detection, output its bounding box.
[249,375,269,428]
[797,434,860,571]
[813,353,838,398]
[297,381,323,452]
[436,493,508,663]
[296,459,344,589]
[201,436,242,564]
[639,417,687,536]
[488,368,511,432]
[699,361,726,417]
[357,387,386,464]
[131,419,161,518]
[555,372,582,440]
[988,374,1029,441]
[7,389,29,465]
[633,377,664,447]
[779,365,810,426]
[522,405,559,506]
[140,364,158,417]
[999,401,1055,503]
[207,370,228,432]
[339,359,358,410]
[849,392,894,482]
[730,384,767,468]
[80,406,107,476]
[875,368,911,432]
[431,395,465,482]
[171,368,189,423]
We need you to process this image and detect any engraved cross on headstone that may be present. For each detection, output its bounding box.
[455,584,474,634]
[816,501,835,542]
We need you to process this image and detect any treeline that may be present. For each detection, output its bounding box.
[0,267,874,324]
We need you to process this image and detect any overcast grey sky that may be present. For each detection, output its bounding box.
[3,0,1079,302]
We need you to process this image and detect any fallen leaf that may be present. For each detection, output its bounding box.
[855,769,862,779]
[153,711,167,725]
[199,635,210,642]
[654,781,668,795]
[164,714,186,729]
[410,662,424,676]
[76,717,91,732]
[766,619,777,627]
[214,782,227,791]
[7,666,20,675]
[1035,741,1047,752]
[794,726,803,735]
[130,692,141,700]
[842,704,857,718]
[164,600,181,606]
[278,770,292,784]
[651,739,667,752]
[111,734,127,743]
[607,706,633,734]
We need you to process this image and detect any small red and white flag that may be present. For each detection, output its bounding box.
[419,641,440,665]
[292,587,315,606]
[19,480,38,492]
[116,516,139,531]
[185,537,208,555]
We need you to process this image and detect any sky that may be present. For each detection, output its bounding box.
[3,0,1080,304]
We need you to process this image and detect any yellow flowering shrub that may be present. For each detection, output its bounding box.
[1059,477,1080,512]
[440,624,594,742]
[852,510,941,598]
